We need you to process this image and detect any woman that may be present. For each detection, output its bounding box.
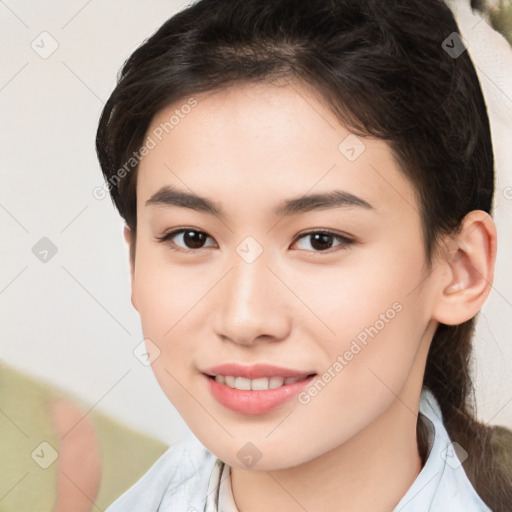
[96,0,512,510]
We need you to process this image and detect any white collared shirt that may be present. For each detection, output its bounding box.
[105,387,492,512]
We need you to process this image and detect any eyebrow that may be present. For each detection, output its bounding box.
[145,185,374,219]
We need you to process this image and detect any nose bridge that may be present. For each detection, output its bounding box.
[213,241,290,344]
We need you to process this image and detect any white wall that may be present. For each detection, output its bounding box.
[1,0,511,446]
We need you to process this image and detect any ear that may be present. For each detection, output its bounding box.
[431,210,497,325]
[123,225,138,311]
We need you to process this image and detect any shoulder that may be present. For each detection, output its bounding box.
[105,430,217,512]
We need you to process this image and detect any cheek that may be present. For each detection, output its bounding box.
[134,246,206,332]
[133,266,201,411]
[290,264,429,453]
[304,240,429,386]
[298,239,425,333]
[132,255,206,380]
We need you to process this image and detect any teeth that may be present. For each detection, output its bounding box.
[235,377,251,390]
[213,375,306,390]
[269,377,285,389]
[224,375,236,388]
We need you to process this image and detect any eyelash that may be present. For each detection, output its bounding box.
[155,228,355,254]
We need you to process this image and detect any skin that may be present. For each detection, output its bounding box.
[123,79,496,512]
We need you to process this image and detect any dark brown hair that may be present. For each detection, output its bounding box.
[96,0,512,508]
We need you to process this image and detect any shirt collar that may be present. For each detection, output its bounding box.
[204,387,491,512]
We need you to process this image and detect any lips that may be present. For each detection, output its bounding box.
[201,363,317,415]
[204,373,316,415]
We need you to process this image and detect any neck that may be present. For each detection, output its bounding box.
[230,390,425,512]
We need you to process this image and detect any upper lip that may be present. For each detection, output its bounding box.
[202,363,316,379]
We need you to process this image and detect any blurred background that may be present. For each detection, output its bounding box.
[1,0,191,446]
[1,0,511,510]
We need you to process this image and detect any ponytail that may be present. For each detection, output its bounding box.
[424,321,512,511]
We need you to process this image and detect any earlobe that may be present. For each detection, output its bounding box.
[123,224,131,246]
[432,210,497,326]
[123,225,134,277]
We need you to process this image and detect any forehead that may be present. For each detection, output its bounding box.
[136,81,419,220]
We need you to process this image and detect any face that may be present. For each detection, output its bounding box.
[129,80,441,470]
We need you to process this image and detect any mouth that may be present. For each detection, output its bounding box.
[204,373,316,391]
[202,368,317,415]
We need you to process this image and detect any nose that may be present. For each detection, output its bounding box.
[212,250,291,347]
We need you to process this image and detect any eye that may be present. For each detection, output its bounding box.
[155,228,216,252]
[292,230,354,252]
[156,228,354,254]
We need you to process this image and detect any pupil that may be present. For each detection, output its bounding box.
[311,233,332,251]
[184,231,205,249]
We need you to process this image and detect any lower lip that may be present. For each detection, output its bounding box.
[204,374,316,415]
